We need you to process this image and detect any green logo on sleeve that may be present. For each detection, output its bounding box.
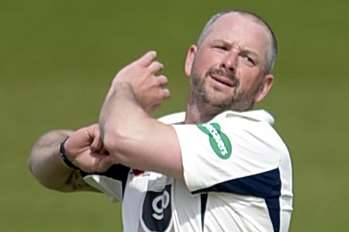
[197,123,232,159]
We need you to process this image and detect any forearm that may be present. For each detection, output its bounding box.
[28,130,95,192]
[100,83,182,178]
[100,83,149,164]
[100,83,147,138]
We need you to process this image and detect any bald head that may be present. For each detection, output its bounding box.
[197,10,278,74]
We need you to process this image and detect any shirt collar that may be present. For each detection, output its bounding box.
[223,109,275,125]
[159,109,275,125]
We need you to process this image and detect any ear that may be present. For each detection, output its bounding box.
[184,45,198,78]
[254,74,274,103]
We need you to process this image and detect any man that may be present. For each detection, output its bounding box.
[29,10,293,231]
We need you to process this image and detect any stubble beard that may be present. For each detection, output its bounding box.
[190,67,257,113]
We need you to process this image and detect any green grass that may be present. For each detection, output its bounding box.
[1,0,349,231]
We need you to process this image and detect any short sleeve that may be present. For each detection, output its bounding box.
[83,164,130,201]
[172,115,282,194]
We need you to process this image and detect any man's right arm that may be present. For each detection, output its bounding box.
[28,129,100,192]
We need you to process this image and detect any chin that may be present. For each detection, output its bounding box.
[206,89,231,102]
[205,95,232,110]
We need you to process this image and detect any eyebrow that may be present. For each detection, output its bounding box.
[211,39,260,58]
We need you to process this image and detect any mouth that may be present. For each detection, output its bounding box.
[209,73,236,88]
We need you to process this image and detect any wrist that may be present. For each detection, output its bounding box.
[59,137,80,170]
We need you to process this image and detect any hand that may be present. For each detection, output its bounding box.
[64,124,114,173]
[109,51,170,112]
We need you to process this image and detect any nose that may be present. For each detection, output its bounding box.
[221,49,238,72]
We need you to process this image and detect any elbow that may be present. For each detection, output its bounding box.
[102,131,119,154]
[27,151,70,192]
[102,127,127,159]
[27,157,54,191]
[27,153,42,184]
[101,125,141,168]
[100,119,121,153]
[27,165,54,191]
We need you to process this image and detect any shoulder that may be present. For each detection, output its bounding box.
[210,109,289,156]
[203,110,276,140]
[158,112,185,125]
[211,109,275,125]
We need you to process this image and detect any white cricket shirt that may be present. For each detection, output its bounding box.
[83,110,293,232]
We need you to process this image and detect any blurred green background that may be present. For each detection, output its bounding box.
[1,0,348,231]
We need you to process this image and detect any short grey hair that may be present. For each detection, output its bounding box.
[197,10,278,74]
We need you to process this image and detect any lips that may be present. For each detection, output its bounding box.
[209,73,236,88]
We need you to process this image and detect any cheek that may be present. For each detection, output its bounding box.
[193,50,219,71]
[191,57,209,78]
[237,70,263,92]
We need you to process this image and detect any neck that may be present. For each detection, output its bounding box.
[184,95,222,124]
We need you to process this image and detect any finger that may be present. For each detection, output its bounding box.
[149,88,170,111]
[160,88,170,99]
[91,136,103,153]
[136,51,157,67]
[89,125,103,152]
[148,61,163,74]
[156,75,168,86]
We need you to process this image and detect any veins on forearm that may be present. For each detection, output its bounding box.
[112,82,139,107]
[100,83,141,130]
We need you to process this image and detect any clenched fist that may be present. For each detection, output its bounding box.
[64,124,114,173]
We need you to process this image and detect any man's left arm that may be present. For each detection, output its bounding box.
[99,51,183,179]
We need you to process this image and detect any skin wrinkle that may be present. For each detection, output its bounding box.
[197,11,277,74]
[185,12,274,123]
[27,10,277,193]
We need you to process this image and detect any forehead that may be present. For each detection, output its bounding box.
[204,13,270,55]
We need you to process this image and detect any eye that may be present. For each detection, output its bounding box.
[241,54,256,66]
[213,45,229,51]
[247,56,255,65]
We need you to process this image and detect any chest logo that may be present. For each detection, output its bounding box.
[197,123,232,159]
[140,184,173,232]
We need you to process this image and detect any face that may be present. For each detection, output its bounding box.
[185,13,274,112]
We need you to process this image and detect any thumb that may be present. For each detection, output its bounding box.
[90,125,103,152]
